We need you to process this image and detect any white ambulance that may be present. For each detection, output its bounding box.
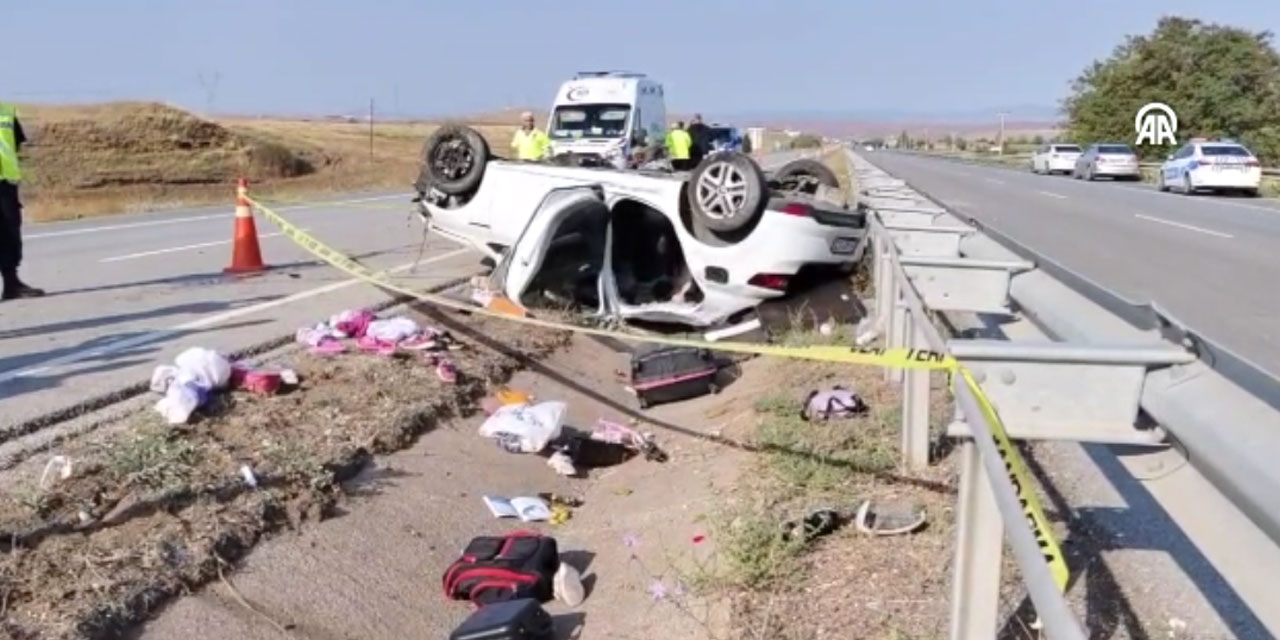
[545,71,668,168]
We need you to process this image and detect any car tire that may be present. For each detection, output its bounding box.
[773,159,839,194]
[688,152,768,233]
[417,124,490,197]
[1243,188,1261,198]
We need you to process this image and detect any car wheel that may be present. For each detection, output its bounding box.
[417,124,490,197]
[772,159,839,194]
[1243,188,1261,198]
[688,152,768,233]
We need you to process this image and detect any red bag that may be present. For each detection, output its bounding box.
[442,531,559,606]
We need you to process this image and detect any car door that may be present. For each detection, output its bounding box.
[497,186,606,305]
[1164,144,1190,180]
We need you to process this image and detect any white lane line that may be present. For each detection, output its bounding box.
[99,232,285,263]
[1134,214,1234,239]
[984,177,1006,185]
[26,194,405,239]
[0,248,471,383]
[1036,190,1068,200]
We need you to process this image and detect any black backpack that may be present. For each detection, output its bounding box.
[442,531,560,606]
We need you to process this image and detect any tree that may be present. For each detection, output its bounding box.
[1032,134,1045,146]
[955,137,968,151]
[1063,16,1280,163]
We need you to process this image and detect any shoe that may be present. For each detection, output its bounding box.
[2,283,45,300]
[553,563,585,607]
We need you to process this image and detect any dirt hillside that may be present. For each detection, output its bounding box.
[15,102,518,222]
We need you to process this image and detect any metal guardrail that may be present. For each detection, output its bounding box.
[845,146,1280,639]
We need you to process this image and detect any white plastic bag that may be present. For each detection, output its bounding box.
[478,401,566,453]
[366,317,421,343]
[173,347,232,390]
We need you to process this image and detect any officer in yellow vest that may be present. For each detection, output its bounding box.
[665,121,693,170]
[510,111,550,161]
[0,102,44,300]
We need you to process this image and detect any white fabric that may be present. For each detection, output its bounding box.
[151,347,231,425]
[366,317,421,343]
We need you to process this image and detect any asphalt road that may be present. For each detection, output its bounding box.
[0,152,809,431]
[865,151,1280,377]
[0,191,484,429]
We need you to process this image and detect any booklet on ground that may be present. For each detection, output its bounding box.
[482,495,552,522]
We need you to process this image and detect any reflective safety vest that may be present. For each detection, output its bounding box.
[511,128,550,160]
[667,128,692,160]
[0,103,21,183]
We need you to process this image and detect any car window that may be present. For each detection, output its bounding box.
[1173,145,1193,159]
[550,104,631,140]
[1200,145,1252,157]
[1098,145,1133,154]
[707,127,735,144]
[1053,145,1082,153]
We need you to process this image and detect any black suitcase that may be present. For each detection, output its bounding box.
[449,598,554,640]
[630,344,719,409]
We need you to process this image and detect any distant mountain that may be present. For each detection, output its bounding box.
[710,104,1062,125]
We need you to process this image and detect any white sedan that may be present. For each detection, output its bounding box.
[413,125,866,328]
[1031,143,1083,175]
[1157,140,1262,197]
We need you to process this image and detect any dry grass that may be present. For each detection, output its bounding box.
[16,101,519,222]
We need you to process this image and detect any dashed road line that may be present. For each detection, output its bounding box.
[1134,214,1234,239]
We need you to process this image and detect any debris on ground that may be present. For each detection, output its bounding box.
[448,597,556,640]
[629,344,720,409]
[149,346,233,424]
[800,385,869,421]
[478,401,567,454]
[482,494,553,522]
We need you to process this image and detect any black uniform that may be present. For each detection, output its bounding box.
[686,121,710,166]
[1,117,44,299]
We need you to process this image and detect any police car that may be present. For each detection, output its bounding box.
[1156,139,1262,196]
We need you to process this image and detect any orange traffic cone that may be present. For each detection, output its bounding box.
[224,178,266,274]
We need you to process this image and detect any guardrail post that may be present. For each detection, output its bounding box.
[874,233,893,336]
[949,439,1003,640]
[886,293,908,384]
[901,313,931,468]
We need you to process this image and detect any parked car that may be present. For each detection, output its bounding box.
[412,125,864,328]
[1030,144,1083,175]
[1072,143,1141,181]
[1157,139,1262,196]
[705,124,750,154]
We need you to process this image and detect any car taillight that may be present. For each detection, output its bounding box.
[778,202,812,217]
[748,273,790,291]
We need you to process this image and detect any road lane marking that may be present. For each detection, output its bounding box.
[1134,214,1234,239]
[984,177,1006,185]
[26,194,405,240]
[0,248,472,383]
[99,233,285,263]
[1036,190,1068,199]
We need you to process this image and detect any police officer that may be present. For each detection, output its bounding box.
[685,114,711,166]
[510,111,550,161]
[0,102,43,300]
[665,121,693,170]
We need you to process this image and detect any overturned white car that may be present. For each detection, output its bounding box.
[413,125,866,327]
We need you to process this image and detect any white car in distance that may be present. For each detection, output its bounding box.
[412,125,866,328]
[1031,143,1083,175]
[1157,139,1263,197]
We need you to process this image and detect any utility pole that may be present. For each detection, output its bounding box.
[997,111,1010,155]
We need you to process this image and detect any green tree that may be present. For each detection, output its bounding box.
[1032,134,1045,146]
[955,137,968,151]
[1063,16,1280,163]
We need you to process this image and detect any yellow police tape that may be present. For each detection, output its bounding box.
[249,196,1070,590]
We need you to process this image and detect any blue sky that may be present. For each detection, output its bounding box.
[8,0,1280,120]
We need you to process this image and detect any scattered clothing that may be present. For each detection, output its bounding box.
[150,347,232,425]
[366,316,420,343]
[546,451,577,477]
[229,364,299,395]
[801,386,868,421]
[590,418,667,462]
[329,308,375,338]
